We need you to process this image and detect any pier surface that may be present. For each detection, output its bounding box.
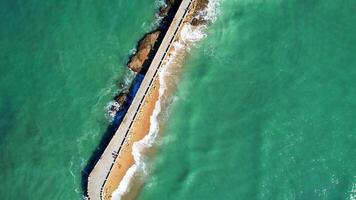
[87,0,192,199]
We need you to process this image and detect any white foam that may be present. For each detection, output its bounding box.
[105,101,121,121]
[152,0,168,28]
[349,180,356,200]
[117,68,136,92]
[181,24,207,44]
[155,0,167,8]
[105,68,135,121]
[194,0,220,23]
[111,43,172,200]
[111,1,219,199]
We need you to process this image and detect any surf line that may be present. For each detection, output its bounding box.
[99,1,193,198]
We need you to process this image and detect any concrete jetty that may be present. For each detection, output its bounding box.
[87,0,193,199]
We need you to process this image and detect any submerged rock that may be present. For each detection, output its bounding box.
[159,0,178,17]
[159,5,170,17]
[191,0,210,26]
[114,92,128,106]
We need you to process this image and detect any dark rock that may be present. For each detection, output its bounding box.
[114,92,128,106]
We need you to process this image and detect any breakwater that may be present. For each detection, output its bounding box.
[84,0,194,199]
[81,0,184,196]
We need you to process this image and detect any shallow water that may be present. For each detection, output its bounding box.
[0,0,158,199]
[138,0,356,199]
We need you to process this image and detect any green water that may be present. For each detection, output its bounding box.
[1,0,356,199]
[138,0,356,199]
[0,0,157,199]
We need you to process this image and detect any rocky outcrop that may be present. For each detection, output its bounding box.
[127,0,186,73]
[191,0,210,26]
[127,31,161,72]
[107,92,128,117]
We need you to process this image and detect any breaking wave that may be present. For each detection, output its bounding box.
[111,1,219,199]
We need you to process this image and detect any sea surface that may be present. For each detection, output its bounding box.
[0,0,158,199]
[1,0,356,199]
[138,0,356,199]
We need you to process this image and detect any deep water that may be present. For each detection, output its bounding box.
[138,0,356,199]
[0,0,158,199]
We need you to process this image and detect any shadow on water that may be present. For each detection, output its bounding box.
[81,1,182,196]
[80,74,143,196]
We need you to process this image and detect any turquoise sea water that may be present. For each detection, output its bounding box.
[1,0,356,199]
[0,0,157,199]
[138,0,356,199]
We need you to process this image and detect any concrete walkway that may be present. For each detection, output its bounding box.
[87,0,193,199]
